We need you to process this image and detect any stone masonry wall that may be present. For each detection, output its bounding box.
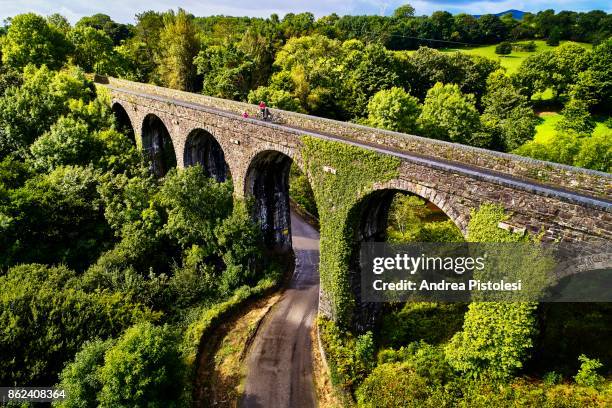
[109,89,611,243]
[100,76,611,200]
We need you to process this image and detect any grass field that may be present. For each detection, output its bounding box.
[440,40,592,74]
[534,112,611,143]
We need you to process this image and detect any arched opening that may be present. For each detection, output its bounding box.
[141,114,177,178]
[347,188,465,332]
[245,150,294,252]
[111,103,135,145]
[183,129,230,182]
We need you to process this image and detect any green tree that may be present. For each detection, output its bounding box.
[366,87,420,133]
[393,4,416,19]
[1,13,71,69]
[481,69,537,151]
[0,65,94,158]
[157,166,233,254]
[551,43,592,99]
[574,130,612,172]
[478,14,508,43]
[0,166,111,270]
[214,201,264,293]
[406,47,499,104]
[387,194,430,240]
[342,41,401,118]
[572,39,612,112]
[47,13,71,34]
[238,20,280,89]
[28,107,136,174]
[546,26,561,46]
[555,98,595,137]
[247,86,302,111]
[514,42,591,100]
[261,34,347,118]
[97,322,186,407]
[513,50,555,97]
[0,264,151,386]
[418,82,481,145]
[120,11,165,82]
[68,26,115,73]
[75,14,132,45]
[194,43,255,100]
[29,117,98,172]
[279,12,315,39]
[157,9,199,91]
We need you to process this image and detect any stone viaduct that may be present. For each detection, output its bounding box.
[99,76,612,326]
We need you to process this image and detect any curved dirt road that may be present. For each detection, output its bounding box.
[241,211,319,408]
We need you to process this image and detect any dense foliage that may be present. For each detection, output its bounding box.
[0,64,270,405]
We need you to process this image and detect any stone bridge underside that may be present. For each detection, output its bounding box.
[101,77,611,325]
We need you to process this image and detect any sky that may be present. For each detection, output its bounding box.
[0,0,610,24]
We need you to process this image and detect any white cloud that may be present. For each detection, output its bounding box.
[0,0,609,24]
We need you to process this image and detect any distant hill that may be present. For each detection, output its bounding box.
[474,9,526,20]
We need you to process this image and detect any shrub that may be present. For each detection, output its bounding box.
[356,362,429,408]
[168,245,218,309]
[318,318,376,391]
[379,302,467,347]
[543,371,563,385]
[574,355,604,388]
[574,130,612,172]
[512,41,536,52]
[55,339,115,408]
[377,341,452,387]
[495,42,512,55]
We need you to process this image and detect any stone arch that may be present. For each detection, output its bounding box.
[183,128,230,183]
[346,180,468,331]
[244,149,295,252]
[372,179,469,234]
[141,113,177,178]
[111,102,136,145]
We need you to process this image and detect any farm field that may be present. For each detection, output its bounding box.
[441,40,592,74]
[534,112,612,143]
